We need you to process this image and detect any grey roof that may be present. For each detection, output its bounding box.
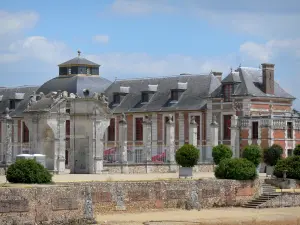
[0,86,39,117]
[104,74,221,113]
[221,71,241,83]
[58,57,100,67]
[211,67,295,99]
[37,75,112,97]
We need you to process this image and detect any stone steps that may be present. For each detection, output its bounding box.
[242,183,279,209]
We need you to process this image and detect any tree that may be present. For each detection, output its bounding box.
[293,144,300,156]
[212,144,233,165]
[263,144,283,166]
[242,145,262,167]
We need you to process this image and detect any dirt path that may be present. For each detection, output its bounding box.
[97,207,300,225]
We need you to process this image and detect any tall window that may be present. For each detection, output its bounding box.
[287,122,293,139]
[141,93,149,103]
[252,122,259,139]
[108,118,115,141]
[66,120,70,136]
[223,115,231,140]
[287,149,293,157]
[22,122,29,143]
[164,116,170,145]
[195,116,201,141]
[223,84,232,102]
[9,100,15,109]
[135,117,143,141]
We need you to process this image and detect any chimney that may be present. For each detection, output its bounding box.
[262,63,275,95]
[212,72,222,82]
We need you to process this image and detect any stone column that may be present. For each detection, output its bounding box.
[206,100,213,162]
[143,115,152,161]
[166,115,176,171]
[92,119,109,174]
[119,114,128,174]
[56,118,66,174]
[210,115,219,147]
[189,116,198,147]
[2,109,13,166]
[179,113,185,147]
[230,115,240,158]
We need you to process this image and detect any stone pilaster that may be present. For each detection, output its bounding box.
[166,115,176,171]
[230,115,240,158]
[257,120,262,146]
[189,116,198,147]
[12,119,19,160]
[1,109,13,166]
[119,114,128,174]
[210,115,219,147]
[269,117,274,147]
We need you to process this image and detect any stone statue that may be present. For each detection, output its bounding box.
[121,113,126,123]
[190,116,196,124]
[167,114,173,123]
[69,93,76,98]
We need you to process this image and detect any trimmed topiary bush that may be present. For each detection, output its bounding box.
[263,144,283,166]
[6,159,52,184]
[175,144,200,167]
[293,144,300,156]
[274,156,300,179]
[242,145,262,167]
[212,144,233,165]
[214,158,257,180]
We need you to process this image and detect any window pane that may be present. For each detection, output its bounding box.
[135,118,143,141]
[252,122,259,139]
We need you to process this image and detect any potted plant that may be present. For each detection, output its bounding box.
[263,144,283,176]
[175,144,200,178]
[242,145,262,173]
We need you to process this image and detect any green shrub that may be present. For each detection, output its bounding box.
[263,144,283,166]
[214,158,257,180]
[212,144,233,165]
[175,144,200,167]
[274,156,300,179]
[6,159,52,184]
[293,144,300,156]
[242,145,262,167]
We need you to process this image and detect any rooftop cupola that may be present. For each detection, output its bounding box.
[58,50,100,76]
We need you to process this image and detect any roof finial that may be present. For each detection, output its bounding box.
[239,63,242,68]
[230,67,233,73]
[77,50,81,57]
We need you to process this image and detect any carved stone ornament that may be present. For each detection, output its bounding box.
[295,120,300,130]
[190,116,196,125]
[272,119,286,130]
[240,119,249,128]
[233,101,243,111]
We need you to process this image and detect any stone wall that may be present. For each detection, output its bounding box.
[0,179,262,225]
[103,163,214,174]
[260,193,300,208]
[265,178,300,189]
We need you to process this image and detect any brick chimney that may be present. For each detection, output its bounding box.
[261,63,275,95]
[212,72,222,82]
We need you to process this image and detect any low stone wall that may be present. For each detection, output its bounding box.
[103,163,214,174]
[260,193,300,208]
[265,178,300,189]
[0,179,262,225]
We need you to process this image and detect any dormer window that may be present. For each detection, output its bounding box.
[141,92,149,103]
[171,90,179,101]
[9,100,15,109]
[223,84,233,102]
[113,93,121,104]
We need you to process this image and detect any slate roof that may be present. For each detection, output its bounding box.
[104,73,221,113]
[58,57,100,67]
[37,75,112,97]
[0,86,39,117]
[211,67,295,99]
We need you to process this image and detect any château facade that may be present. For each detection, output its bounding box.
[0,52,299,170]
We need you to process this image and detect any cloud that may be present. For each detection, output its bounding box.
[240,39,300,62]
[0,10,39,36]
[92,35,109,44]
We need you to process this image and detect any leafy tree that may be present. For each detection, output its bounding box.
[212,144,233,165]
[242,145,262,167]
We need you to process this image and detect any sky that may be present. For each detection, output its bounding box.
[1,0,300,108]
